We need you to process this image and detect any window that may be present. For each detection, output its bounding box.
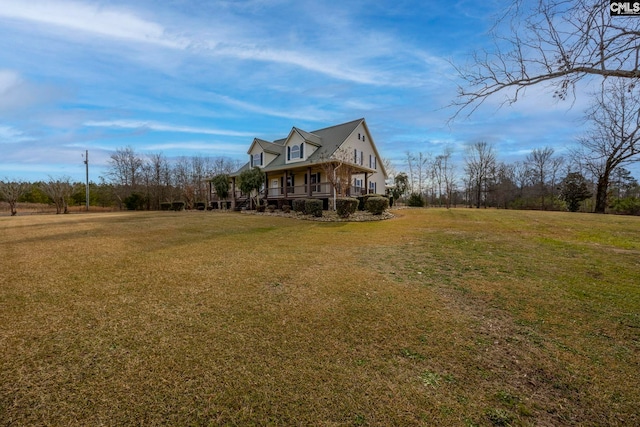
[290,145,300,159]
[360,151,364,165]
[369,181,377,194]
[358,133,361,140]
[287,174,295,192]
[288,143,303,161]
[310,172,321,192]
[369,155,377,169]
[354,148,358,163]
[251,152,262,167]
[354,178,363,195]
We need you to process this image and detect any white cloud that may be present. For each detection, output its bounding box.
[0,69,22,94]
[83,120,255,137]
[209,93,331,122]
[0,0,188,48]
[145,141,246,154]
[0,125,34,143]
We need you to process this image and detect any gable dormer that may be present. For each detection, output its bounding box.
[284,127,322,164]
[248,138,281,168]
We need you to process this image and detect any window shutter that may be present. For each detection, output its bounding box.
[260,152,263,166]
[250,155,253,167]
[300,143,304,158]
[287,146,291,161]
[354,149,357,163]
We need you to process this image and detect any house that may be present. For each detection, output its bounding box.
[212,118,388,209]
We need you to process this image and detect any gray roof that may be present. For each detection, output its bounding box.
[232,118,373,176]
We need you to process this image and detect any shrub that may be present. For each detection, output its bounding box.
[336,197,359,218]
[281,205,291,213]
[610,197,640,215]
[358,194,388,210]
[124,193,145,210]
[256,204,266,212]
[305,199,323,217]
[292,199,306,213]
[266,204,276,212]
[160,202,172,211]
[407,192,425,207]
[171,201,185,211]
[365,196,389,215]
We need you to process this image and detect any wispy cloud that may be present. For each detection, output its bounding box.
[0,0,431,87]
[209,93,332,122]
[84,120,255,137]
[0,69,63,112]
[0,0,188,48]
[0,125,34,143]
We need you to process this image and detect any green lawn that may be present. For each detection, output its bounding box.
[1,209,638,426]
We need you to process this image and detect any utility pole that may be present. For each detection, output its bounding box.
[83,150,89,211]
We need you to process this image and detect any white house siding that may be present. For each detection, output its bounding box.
[340,123,386,195]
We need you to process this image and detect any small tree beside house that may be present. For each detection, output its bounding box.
[238,167,265,209]
[211,174,230,209]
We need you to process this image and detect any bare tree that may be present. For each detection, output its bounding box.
[40,176,76,214]
[433,147,457,208]
[405,151,432,196]
[525,147,564,210]
[142,153,172,210]
[575,80,640,212]
[453,1,640,116]
[464,142,496,208]
[318,146,359,209]
[0,179,31,216]
[106,146,143,208]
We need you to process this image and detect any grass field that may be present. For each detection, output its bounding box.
[1,208,638,426]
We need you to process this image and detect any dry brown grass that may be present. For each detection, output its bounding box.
[1,209,638,426]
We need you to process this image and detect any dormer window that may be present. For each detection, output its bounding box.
[251,152,263,167]
[287,143,304,161]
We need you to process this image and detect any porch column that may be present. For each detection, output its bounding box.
[307,167,312,197]
[264,172,269,199]
[284,170,288,199]
[364,173,369,195]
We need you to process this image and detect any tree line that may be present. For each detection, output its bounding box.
[0,148,240,215]
[391,142,639,215]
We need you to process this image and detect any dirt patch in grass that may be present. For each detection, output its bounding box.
[1,209,638,425]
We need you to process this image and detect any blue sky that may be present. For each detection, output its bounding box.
[0,0,599,183]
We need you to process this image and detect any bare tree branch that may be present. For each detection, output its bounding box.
[452,0,640,119]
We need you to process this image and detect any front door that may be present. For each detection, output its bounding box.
[271,179,279,196]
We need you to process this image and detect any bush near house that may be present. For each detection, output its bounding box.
[357,194,386,211]
[292,199,306,213]
[336,197,359,218]
[305,199,323,217]
[365,196,389,215]
[281,205,291,213]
